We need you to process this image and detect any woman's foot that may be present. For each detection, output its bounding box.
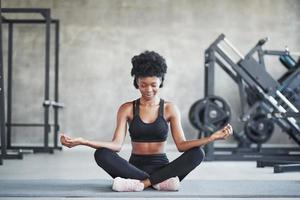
[153,176,180,191]
[112,177,144,192]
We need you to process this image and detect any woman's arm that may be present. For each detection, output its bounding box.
[168,102,233,152]
[60,103,130,152]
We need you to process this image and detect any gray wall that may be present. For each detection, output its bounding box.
[2,0,300,145]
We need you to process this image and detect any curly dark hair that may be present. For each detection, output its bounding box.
[131,50,167,89]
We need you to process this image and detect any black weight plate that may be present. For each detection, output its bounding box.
[189,99,206,130]
[245,113,274,144]
[189,96,231,133]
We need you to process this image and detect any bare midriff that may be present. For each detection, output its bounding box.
[131,141,166,155]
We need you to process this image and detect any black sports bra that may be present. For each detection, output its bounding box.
[128,99,169,142]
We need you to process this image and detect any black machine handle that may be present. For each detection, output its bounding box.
[245,37,269,59]
[257,37,269,46]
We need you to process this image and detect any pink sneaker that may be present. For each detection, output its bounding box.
[112,177,144,192]
[153,176,180,191]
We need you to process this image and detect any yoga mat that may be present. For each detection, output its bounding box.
[0,179,299,198]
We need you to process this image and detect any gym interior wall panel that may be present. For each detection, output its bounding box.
[10,126,44,146]
[2,0,300,144]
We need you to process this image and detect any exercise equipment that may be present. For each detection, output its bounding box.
[257,159,300,173]
[0,6,4,165]
[189,96,231,133]
[191,34,300,164]
[0,8,62,164]
[244,113,274,144]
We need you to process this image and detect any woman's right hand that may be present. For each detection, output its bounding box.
[60,133,86,148]
[209,124,233,141]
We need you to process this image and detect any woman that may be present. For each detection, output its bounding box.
[60,50,233,192]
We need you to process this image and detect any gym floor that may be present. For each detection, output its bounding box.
[0,144,299,200]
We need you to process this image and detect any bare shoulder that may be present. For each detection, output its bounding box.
[165,100,179,111]
[117,101,135,121]
[119,101,134,113]
[164,101,180,120]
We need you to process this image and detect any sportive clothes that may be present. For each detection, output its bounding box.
[94,147,205,185]
[128,98,168,142]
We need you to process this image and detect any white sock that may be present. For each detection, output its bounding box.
[153,176,180,191]
[112,177,144,192]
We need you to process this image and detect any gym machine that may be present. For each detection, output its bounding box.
[189,34,300,171]
[0,5,4,165]
[0,8,63,164]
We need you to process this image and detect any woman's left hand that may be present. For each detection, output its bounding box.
[60,134,85,148]
[209,124,233,141]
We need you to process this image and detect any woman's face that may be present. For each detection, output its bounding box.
[137,76,161,100]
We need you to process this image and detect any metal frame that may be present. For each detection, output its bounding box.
[0,5,4,165]
[201,34,300,161]
[257,159,300,173]
[0,8,62,157]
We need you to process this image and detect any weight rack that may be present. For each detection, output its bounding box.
[0,8,63,164]
[0,5,5,165]
[200,34,300,164]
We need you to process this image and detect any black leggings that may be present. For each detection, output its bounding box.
[94,147,205,185]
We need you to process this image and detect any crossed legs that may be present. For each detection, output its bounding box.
[94,147,205,191]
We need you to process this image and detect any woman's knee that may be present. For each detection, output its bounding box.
[94,147,113,165]
[188,147,205,164]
